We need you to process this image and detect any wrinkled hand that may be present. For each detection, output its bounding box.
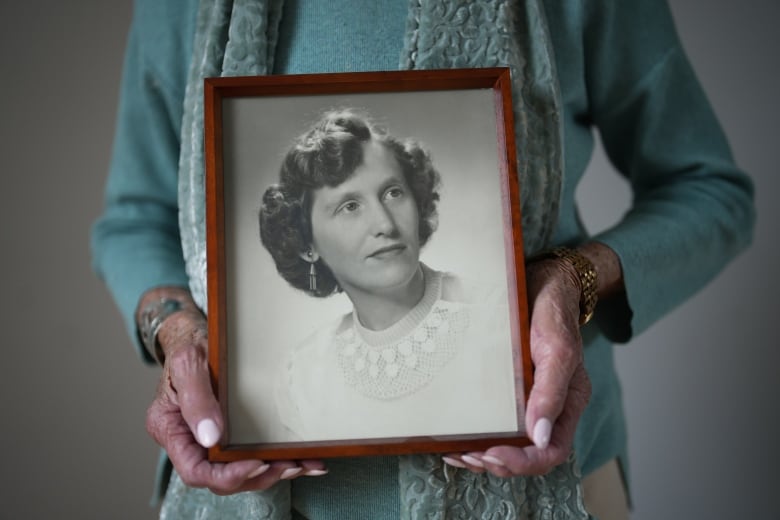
[145,309,326,495]
[443,257,592,476]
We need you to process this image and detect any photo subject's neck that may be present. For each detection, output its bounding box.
[348,265,425,331]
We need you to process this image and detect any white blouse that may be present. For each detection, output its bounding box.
[274,265,521,442]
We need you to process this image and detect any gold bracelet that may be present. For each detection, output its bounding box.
[535,247,598,325]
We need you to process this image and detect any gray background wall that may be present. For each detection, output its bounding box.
[0,1,776,518]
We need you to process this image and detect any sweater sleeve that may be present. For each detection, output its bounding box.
[582,0,756,341]
[90,2,196,361]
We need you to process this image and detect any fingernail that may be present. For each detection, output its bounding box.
[442,456,468,468]
[481,455,505,467]
[533,418,552,449]
[196,419,220,448]
[280,467,303,480]
[461,455,485,468]
[247,464,270,479]
[304,469,329,477]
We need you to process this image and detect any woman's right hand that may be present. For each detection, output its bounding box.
[141,288,327,496]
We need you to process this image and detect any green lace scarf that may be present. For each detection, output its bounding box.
[172,0,587,518]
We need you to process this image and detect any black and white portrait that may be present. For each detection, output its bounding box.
[218,86,524,446]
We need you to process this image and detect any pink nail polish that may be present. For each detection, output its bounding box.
[196,419,220,448]
[280,467,303,480]
[247,464,270,479]
[481,455,505,466]
[461,455,485,468]
[533,418,552,449]
[442,456,468,468]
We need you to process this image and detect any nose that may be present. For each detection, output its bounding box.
[368,201,398,237]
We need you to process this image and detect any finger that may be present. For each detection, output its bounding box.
[451,448,532,478]
[201,460,273,494]
[165,436,300,495]
[166,344,224,447]
[479,453,515,479]
[299,459,329,476]
[525,299,582,448]
[441,452,486,474]
[149,403,267,494]
[214,461,299,494]
[482,432,568,476]
[461,452,488,473]
[221,459,327,494]
[442,454,469,469]
[547,362,591,452]
[484,364,591,476]
[180,460,277,495]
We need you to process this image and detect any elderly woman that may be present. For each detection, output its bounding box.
[92,0,754,518]
[258,110,518,442]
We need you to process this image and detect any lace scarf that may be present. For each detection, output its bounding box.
[172,0,587,518]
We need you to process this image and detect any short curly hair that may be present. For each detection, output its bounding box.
[259,109,441,297]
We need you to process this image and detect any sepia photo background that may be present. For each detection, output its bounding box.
[1,1,777,518]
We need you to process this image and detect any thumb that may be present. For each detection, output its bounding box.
[166,343,224,448]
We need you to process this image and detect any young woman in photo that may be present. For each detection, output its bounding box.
[259,109,518,441]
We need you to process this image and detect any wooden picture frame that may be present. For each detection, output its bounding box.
[204,68,532,461]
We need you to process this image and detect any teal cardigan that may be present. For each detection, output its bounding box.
[91,0,755,509]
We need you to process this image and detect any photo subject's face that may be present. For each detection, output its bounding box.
[309,140,421,297]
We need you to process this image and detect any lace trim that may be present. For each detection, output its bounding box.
[336,303,470,400]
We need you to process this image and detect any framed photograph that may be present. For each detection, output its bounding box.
[205,68,532,461]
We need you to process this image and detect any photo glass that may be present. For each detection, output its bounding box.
[205,68,532,461]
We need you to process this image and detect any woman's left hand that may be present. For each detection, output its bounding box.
[443,254,592,476]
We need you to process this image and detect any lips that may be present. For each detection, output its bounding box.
[368,244,406,258]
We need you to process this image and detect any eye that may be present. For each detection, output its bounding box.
[383,185,405,201]
[336,200,361,214]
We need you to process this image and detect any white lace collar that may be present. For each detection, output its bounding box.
[335,265,470,400]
